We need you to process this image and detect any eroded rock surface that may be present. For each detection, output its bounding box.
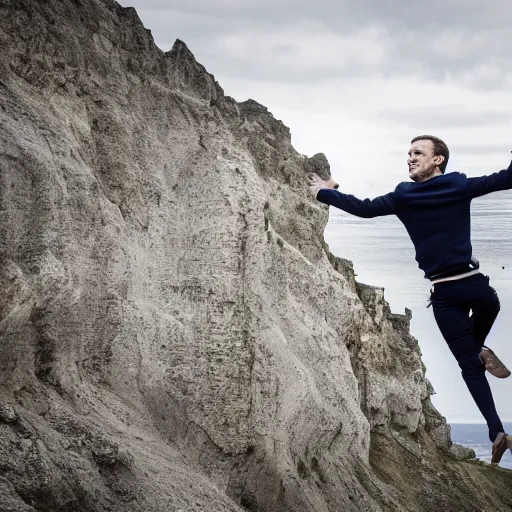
[0,1,511,511]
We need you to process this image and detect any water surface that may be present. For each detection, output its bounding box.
[324,192,512,424]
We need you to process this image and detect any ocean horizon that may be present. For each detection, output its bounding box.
[449,419,512,424]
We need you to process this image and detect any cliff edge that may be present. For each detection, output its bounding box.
[0,1,511,511]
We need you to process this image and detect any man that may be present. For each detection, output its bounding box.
[309,135,512,464]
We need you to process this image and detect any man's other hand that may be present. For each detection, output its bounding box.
[308,173,339,198]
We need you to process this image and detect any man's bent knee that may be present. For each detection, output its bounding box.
[490,286,501,315]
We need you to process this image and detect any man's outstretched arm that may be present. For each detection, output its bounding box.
[468,158,512,198]
[309,174,396,218]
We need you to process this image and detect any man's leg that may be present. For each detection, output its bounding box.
[431,281,504,442]
[470,276,500,346]
[469,276,510,377]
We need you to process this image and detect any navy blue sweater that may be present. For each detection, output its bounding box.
[317,162,512,279]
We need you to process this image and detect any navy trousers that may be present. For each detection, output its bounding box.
[430,273,504,442]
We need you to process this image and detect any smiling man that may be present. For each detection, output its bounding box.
[309,135,512,464]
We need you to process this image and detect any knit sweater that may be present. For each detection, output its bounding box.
[316,162,512,279]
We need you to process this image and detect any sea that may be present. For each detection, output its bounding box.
[324,191,512,469]
[451,422,512,468]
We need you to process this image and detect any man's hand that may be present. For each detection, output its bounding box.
[308,173,339,198]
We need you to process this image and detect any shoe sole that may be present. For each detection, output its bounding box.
[480,348,511,379]
[491,433,508,464]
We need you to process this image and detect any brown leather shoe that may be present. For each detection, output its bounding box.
[491,432,509,464]
[480,346,511,378]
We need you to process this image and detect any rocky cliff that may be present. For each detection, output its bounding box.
[0,1,511,511]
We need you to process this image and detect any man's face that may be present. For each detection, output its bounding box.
[407,139,443,182]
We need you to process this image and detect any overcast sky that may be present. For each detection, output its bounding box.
[118,0,512,197]
[117,1,512,425]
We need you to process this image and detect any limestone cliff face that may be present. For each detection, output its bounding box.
[0,1,511,511]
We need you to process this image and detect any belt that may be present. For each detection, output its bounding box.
[431,269,480,285]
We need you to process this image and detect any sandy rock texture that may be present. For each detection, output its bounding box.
[0,0,511,511]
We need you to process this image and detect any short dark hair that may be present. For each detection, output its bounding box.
[411,135,450,173]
